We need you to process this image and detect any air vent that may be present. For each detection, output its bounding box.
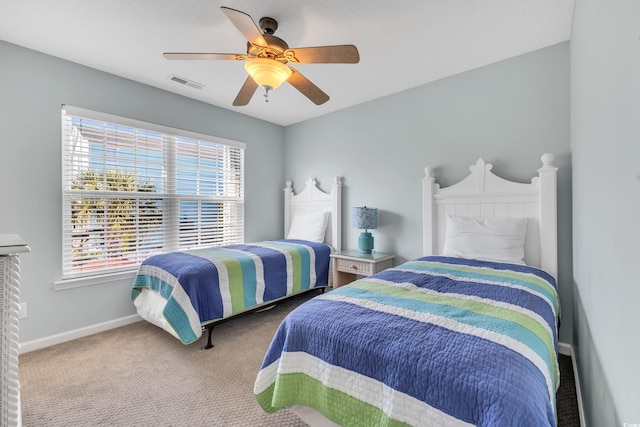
[167,74,205,90]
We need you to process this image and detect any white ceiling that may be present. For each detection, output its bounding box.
[0,0,574,126]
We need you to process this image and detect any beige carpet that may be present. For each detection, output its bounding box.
[19,292,318,427]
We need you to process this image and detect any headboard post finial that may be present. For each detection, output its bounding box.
[540,153,555,168]
[424,167,434,180]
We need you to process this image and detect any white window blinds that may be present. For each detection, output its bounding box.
[61,105,245,279]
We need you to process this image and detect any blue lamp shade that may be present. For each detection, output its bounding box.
[352,206,378,254]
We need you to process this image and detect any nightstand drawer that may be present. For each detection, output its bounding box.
[330,251,395,288]
[336,258,374,275]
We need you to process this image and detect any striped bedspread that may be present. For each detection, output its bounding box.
[255,256,560,426]
[131,239,331,344]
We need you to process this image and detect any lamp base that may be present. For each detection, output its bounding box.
[358,232,374,254]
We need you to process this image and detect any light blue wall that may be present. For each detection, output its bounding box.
[0,40,286,342]
[571,0,640,423]
[284,42,573,342]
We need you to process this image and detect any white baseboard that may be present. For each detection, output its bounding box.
[558,341,587,427]
[558,341,572,355]
[20,314,142,354]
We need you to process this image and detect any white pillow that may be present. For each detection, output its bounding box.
[442,216,528,265]
[286,211,329,243]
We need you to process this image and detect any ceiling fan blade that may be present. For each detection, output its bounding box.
[287,68,330,105]
[220,6,269,48]
[284,45,360,64]
[233,76,259,106]
[163,52,247,61]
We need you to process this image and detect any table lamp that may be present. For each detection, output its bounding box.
[352,206,378,254]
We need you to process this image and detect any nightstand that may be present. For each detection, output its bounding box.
[330,250,395,288]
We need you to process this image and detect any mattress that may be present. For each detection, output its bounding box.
[255,255,560,426]
[131,239,331,344]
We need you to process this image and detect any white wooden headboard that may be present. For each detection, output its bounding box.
[284,177,342,252]
[422,154,558,278]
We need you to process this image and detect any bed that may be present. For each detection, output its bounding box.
[131,176,342,347]
[254,154,560,426]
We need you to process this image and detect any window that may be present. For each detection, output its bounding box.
[61,106,245,279]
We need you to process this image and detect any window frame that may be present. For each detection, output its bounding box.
[59,105,245,284]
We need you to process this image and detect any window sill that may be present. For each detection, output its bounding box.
[54,269,138,291]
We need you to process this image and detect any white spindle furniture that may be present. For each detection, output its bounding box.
[1,235,30,427]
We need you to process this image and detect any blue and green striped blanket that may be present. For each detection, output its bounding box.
[255,256,560,426]
[131,240,331,344]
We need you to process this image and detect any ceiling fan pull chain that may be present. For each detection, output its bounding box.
[263,87,270,102]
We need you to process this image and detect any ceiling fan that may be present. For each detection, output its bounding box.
[163,6,360,106]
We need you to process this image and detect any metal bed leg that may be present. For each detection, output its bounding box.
[199,287,327,350]
[203,324,215,350]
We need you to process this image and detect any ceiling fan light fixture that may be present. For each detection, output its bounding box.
[244,58,292,90]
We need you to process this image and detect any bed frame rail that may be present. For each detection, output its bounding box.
[200,287,327,349]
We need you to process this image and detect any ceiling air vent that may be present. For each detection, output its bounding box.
[168,74,205,90]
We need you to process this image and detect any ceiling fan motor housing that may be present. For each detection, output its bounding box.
[247,34,289,61]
